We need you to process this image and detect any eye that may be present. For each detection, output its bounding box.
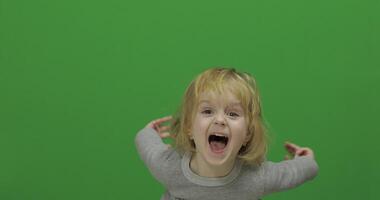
[201,109,213,115]
[227,112,239,117]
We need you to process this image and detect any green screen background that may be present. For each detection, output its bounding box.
[1,0,379,199]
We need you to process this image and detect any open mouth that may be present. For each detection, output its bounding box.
[208,134,229,154]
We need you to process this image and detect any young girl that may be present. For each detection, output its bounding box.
[135,67,319,200]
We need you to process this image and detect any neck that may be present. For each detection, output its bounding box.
[190,152,235,178]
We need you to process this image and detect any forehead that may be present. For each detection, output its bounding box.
[198,91,242,107]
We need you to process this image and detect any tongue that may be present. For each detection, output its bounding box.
[210,141,226,153]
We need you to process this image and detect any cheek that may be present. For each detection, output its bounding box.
[194,115,210,128]
[231,121,248,143]
[191,117,208,136]
[191,119,213,145]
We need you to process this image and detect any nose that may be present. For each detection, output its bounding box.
[213,113,226,126]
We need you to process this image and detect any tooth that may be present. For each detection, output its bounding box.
[214,133,227,138]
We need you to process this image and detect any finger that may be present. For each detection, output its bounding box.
[152,116,173,126]
[159,132,175,139]
[284,142,301,153]
[159,132,170,138]
[285,141,301,149]
[148,116,173,131]
[158,125,171,133]
[296,148,309,156]
[284,143,296,154]
[300,150,308,156]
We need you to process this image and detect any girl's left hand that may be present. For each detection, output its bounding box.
[284,142,315,160]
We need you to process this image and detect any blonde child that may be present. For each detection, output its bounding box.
[135,67,318,200]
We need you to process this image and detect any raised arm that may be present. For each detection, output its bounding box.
[135,116,175,182]
[262,142,319,196]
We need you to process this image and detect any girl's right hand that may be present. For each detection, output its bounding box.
[284,141,315,160]
[145,116,174,139]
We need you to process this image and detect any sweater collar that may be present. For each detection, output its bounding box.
[181,151,242,187]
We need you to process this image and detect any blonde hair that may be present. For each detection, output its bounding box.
[171,67,269,166]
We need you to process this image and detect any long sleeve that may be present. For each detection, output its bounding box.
[135,127,178,185]
[262,155,319,196]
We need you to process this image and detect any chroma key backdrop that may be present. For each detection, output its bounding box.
[1,0,379,199]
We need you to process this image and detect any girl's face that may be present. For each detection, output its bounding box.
[190,91,249,167]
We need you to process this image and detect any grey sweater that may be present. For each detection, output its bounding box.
[135,127,319,200]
